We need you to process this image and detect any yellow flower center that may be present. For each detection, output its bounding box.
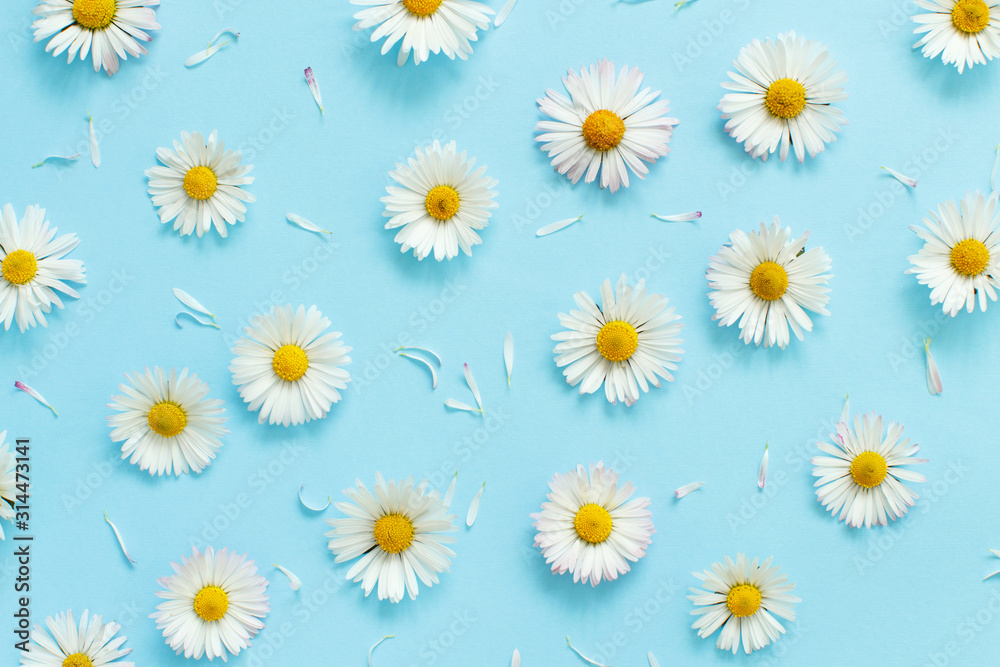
[402,0,443,16]
[726,584,762,618]
[146,401,187,438]
[373,514,414,554]
[72,0,116,30]
[749,261,789,301]
[950,238,990,276]
[595,321,639,362]
[193,585,229,622]
[764,78,807,119]
[1,250,38,286]
[183,166,218,201]
[573,503,613,544]
[272,344,309,382]
[581,109,626,152]
[952,0,991,33]
[425,185,461,221]
[62,654,93,667]
[850,451,888,489]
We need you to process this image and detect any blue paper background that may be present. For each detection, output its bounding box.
[2,0,1000,665]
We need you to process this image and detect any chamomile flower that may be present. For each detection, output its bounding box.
[19,609,133,666]
[382,140,498,261]
[536,59,679,193]
[326,473,458,603]
[689,554,800,655]
[229,304,352,426]
[32,0,160,76]
[906,190,1000,316]
[812,413,927,529]
[531,462,653,587]
[151,546,269,662]
[145,131,255,238]
[0,432,14,541]
[0,204,86,333]
[707,219,832,349]
[351,0,493,66]
[719,31,848,162]
[107,367,228,476]
[552,274,683,406]
[913,0,1000,73]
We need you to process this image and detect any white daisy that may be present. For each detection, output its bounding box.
[382,140,498,261]
[812,412,927,529]
[145,131,255,239]
[0,432,15,541]
[531,462,653,587]
[151,546,269,662]
[0,204,86,333]
[913,0,1000,73]
[230,304,352,426]
[552,274,683,406]
[107,367,228,476]
[19,609,133,667]
[707,219,833,350]
[326,473,458,603]
[906,190,1000,316]
[689,554,800,655]
[32,0,160,76]
[719,31,848,162]
[351,0,493,67]
[536,58,679,193]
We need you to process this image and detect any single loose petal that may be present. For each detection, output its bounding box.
[299,485,331,511]
[511,649,521,667]
[495,0,517,26]
[14,381,57,417]
[185,30,239,67]
[31,153,80,168]
[925,338,943,396]
[466,481,485,527]
[443,472,458,510]
[273,564,302,590]
[304,67,324,114]
[881,166,916,188]
[175,312,221,329]
[536,215,583,237]
[173,288,217,319]
[394,346,442,366]
[757,443,769,489]
[840,393,850,425]
[287,213,332,235]
[368,635,395,666]
[567,637,610,666]
[105,512,137,564]
[649,652,659,667]
[398,352,438,389]
[651,211,701,222]
[503,333,514,387]
[445,398,482,414]
[674,481,705,499]
[463,363,484,411]
[88,113,100,168]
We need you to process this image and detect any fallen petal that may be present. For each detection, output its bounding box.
[31,153,81,168]
[880,166,917,188]
[304,67,324,114]
[495,0,517,26]
[466,481,485,527]
[511,649,521,667]
[398,352,438,389]
[674,481,706,499]
[105,512,136,564]
[368,635,395,666]
[536,215,583,237]
[463,363,484,411]
[298,485,331,512]
[394,346,442,366]
[14,381,58,417]
[567,637,610,666]
[444,398,482,414]
[651,211,701,222]
[88,113,100,168]
[185,29,239,67]
[273,564,302,590]
[503,333,514,387]
[924,338,943,396]
[757,443,768,489]
[175,312,220,329]
[443,472,457,510]
[649,652,659,667]
[840,393,850,425]
[172,288,216,319]
[287,213,332,235]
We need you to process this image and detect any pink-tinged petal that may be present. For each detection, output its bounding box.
[14,381,58,416]
[757,443,769,489]
[881,166,916,188]
[924,338,943,396]
[305,67,324,114]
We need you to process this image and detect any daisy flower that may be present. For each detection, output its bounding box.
[707,219,833,349]
[552,274,683,406]
[145,131,255,238]
[229,304,352,426]
[531,462,653,587]
[536,59,679,193]
[326,473,458,603]
[1,204,86,333]
[812,413,927,529]
[32,0,160,76]
[151,546,269,662]
[382,140,498,261]
[0,432,15,541]
[350,0,493,67]
[719,31,848,162]
[107,367,228,476]
[19,609,133,666]
[906,190,1000,316]
[689,554,800,654]
[913,0,1000,73]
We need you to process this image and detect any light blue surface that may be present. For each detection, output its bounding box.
[1,0,1000,665]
